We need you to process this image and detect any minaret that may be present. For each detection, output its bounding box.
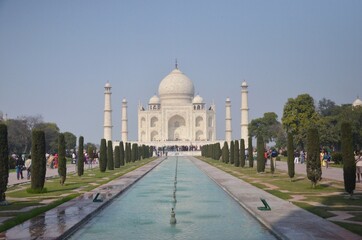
[121,98,128,142]
[103,82,112,142]
[241,80,249,142]
[225,97,232,143]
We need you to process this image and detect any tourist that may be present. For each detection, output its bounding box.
[323,151,329,169]
[25,155,32,180]
[15,155,24,180]
[271,148,278,169]
[294,151,299,164]
[300,150,305,164]
[355,151,362,182]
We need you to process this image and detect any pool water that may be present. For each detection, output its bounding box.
[69,157,276,240]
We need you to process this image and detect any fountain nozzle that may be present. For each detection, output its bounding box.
[170,208,177,224]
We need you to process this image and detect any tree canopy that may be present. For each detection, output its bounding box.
[282,94,319,148]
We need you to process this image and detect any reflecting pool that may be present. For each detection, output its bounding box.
[69,157,276,240]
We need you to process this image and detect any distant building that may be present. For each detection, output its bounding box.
[352,96,362,108]
[138,65,216,144]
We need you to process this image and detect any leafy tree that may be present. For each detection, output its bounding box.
[99,139,107,172]
[58,133,67,185]
[222,141,229,163]
[120,141,125,166]
[0,124,9,203]
[248,136,253,168]
[63,132,76,151]
[77,136,84,176]
[240,139,246,168]
[34,122,60,153]
[306,128,322,188]
[229,141,235,164]
[282,94,319,149]
[31,130,46,191]
[287,132,295,180]
[6,118,31,154]
[107,141,114,170]
[318,98,338,117]
[341,122,356,197]
[256,135,265,173]
[249,112,282,144]
[234,140,240,167]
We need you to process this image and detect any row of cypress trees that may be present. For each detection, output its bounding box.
[201,138,249,168]
[201,124,356,195]
[98,139,153,173]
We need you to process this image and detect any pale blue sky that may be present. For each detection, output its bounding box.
[0,0,361,144]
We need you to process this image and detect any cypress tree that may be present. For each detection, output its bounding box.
[0,124,9,203]
[131,143,137,162]
[120,141,125,166]
[31,130,46,191]
[306,128,322,188]
[222,141,229,163]
[99,139,107,172]
[58,133,67,185]
[234,140,240,167]
[257,135,265,173]
[125,143,131,163]
[248,136,253,168]
[107,140,114,170]
[287,132,295,180]
[240,139,246,168]
[87,145,94,166]
[341,122,356,197]
[114,146,121,168]
[230,141,235,164]
[217,143,222,160]
[77,136,84,176]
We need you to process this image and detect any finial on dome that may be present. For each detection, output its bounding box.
[175,58,178,69]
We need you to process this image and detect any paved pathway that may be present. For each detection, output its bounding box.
[7,163,98,187]
[274,160,344,182]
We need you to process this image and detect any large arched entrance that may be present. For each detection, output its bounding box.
[168,115,186,141]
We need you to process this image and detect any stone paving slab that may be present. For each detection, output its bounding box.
[0,158,165,240]
[190,157,362,240]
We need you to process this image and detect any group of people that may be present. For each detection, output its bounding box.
[294,150,306,164]
[14,154,31,180]
[320,149,331,168]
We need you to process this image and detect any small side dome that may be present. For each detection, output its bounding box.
[192,95,204,104]
[353,96,362,107]
[149,95,160,105]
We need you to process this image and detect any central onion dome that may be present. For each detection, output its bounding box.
[158,68,195,105]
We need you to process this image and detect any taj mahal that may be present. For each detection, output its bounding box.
[103,63,250,148]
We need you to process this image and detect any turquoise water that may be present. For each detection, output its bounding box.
[69,157,276,240]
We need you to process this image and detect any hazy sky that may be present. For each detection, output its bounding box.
[1,0,361,144]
